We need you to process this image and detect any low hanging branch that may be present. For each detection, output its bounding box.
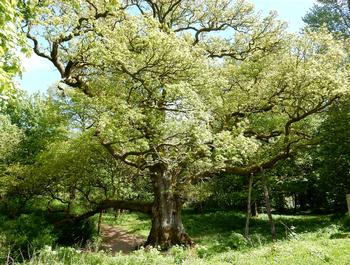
[55,199,153,225]
[194,142,294,184]
[208,95,340,179]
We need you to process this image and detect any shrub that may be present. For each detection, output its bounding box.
[169,245,187,264]
[42,211,96,246]
[341,215,350,231]
[53,218,96,246]
[0,211,96,262]
[225,232,248,250]
[196,245,209,258]
[0,214,56,261]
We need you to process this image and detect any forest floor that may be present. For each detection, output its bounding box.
[99,224,145,254]
[12,210,350,264]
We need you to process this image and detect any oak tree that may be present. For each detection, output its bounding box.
[21,0,350,247]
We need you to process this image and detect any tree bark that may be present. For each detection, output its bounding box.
[252,201,259,217]
[145,163,193,249]
[97,210,103,235]
[245,174,253,238]
[294,193,298,213]
[262,174,276,240]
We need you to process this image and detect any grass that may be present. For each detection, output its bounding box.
[17,237,350,265]
[102,212,150,238]
[3,210,350,264]
[102,210,347,249]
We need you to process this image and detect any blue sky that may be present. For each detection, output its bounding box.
[19,0,317,94]
[253,0,317,32]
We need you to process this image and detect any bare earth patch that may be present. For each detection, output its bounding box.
[100,224,146,254]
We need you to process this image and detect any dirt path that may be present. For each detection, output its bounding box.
[99,224,146,254]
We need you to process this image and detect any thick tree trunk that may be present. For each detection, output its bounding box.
[145,164,193,249]
[59,164,192,248]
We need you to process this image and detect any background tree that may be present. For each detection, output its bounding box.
[315,100,350,210]
[302,0,350,212]
[0,94,68,214]
[304,0,350,37]
[0,114,22,189]
[0,0,30,203]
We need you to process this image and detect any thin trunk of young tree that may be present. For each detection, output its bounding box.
[262,174,276,240]
[245,174,254,238]
[252,201,259,217]
[114,208,121,220]
[97,210,103,235]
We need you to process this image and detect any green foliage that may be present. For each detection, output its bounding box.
[340,215,350,231]
[10,95,68,163]
[0,114,22,162]
[53,218,96,247]
[304,0,350,37]
[0,0,28,99]
[201,174,249,210]
[316,100,350,210]
[0,94,70,207]
[0,213,56,262]
[0,209,97,262]
[303,3,350,211]
[169,245,189,264]
[0,0,18,94]
[272,99,350,213]
[226,232,248,249]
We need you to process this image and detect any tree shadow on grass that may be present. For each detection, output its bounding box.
[182,210,334,246]
[103,209,337,252]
